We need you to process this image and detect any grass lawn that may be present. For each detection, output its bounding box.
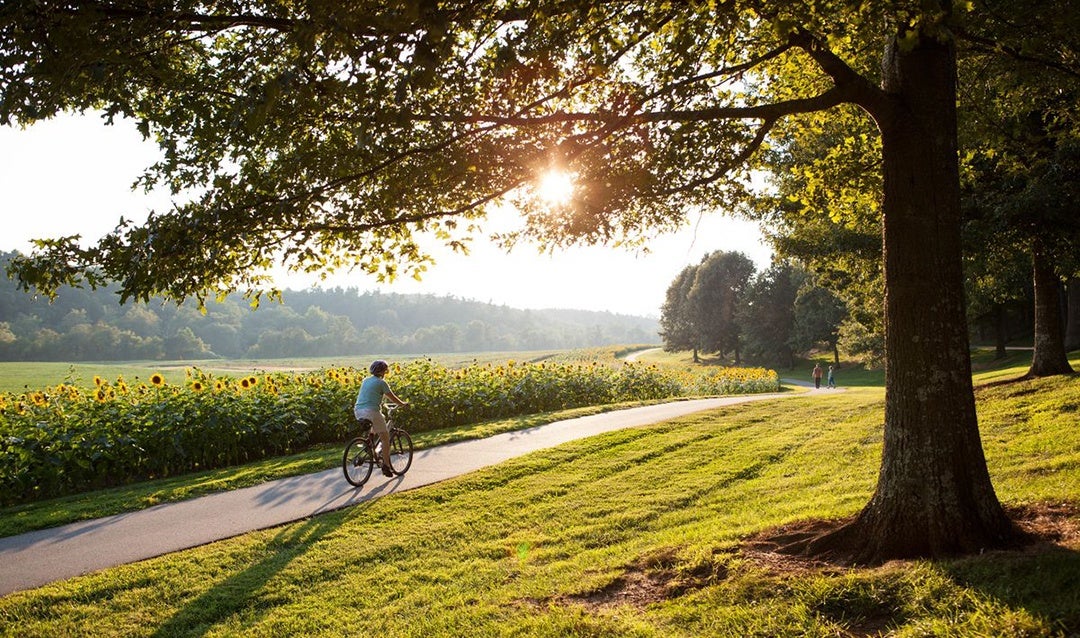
[0,358,1077,635]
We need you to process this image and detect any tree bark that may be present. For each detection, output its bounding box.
[1065,277,1080,352]
[1026,243,1074,377]
[812,30,1019,562]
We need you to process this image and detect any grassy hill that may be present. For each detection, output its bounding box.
[0,354,1077,635]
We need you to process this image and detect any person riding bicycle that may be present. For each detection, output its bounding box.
[354,360,408,477]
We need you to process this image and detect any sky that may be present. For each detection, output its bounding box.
[0,114,773,318]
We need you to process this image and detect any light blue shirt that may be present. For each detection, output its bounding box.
[354,375,391,412]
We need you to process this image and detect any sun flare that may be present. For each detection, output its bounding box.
[537,170,575,206]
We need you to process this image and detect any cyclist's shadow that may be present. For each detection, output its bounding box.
[314,474,404,517]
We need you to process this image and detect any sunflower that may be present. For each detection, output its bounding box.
[150,373,165,386]
[191,381,204,392]
[214,380,226,392]
[93,375,104,387]
[95,389,108,402]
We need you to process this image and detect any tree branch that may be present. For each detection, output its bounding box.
[953,25,1080,79]
[787,28,891,118]
[648,116,777,198]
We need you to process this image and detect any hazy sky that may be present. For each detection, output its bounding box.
[0,114,773,317]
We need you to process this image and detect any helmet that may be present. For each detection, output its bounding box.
[369,360,389,376]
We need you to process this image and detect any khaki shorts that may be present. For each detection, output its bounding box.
[354,407,387,434]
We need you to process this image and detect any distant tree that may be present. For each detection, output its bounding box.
[659,265,700,362]
[739,262,804,368]
[963,136,1079,377]
[689,252,756,363]
[792,284,848,365]
[165,327,213,360]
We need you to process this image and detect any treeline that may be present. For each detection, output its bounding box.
[660,250,1060,370]
[0,252,658,361]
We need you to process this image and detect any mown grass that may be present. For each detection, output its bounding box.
[1,367,1078,636]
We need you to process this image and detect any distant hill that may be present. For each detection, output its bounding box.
[0,251,658,361]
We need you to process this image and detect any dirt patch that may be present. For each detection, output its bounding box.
[555,548,727,611]
[1006,501,1080,546]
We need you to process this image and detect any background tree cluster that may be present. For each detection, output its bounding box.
[0,252,657,361]
[659,251,846,369]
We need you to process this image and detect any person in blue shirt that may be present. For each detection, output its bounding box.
[354,360,408,477]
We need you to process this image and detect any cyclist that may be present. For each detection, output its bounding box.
[354,360,408,477]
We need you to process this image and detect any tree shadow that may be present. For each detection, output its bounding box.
[148,510,354,637]
[941,538,1080,634]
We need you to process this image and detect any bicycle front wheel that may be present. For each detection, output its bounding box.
[342,437,375,486]
[387,429,414,476]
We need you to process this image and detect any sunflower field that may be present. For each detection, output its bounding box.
[0,359,778,504]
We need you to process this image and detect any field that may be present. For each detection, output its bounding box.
[0,350,586,394]
[0,350,1077,636]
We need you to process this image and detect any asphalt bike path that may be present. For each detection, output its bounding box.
[0,392,828,596]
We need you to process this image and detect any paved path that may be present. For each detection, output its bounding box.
[0,394,798,596]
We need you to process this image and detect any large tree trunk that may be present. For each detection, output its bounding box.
[1064,276,1080,352]
[813,30,1018,562]
[1026,243,1074,377]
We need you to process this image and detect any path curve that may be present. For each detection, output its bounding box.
[0,393,802,596]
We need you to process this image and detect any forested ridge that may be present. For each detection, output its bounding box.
[0,251,657,361]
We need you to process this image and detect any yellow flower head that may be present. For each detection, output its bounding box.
[191,381,204,392]
[215,380,226,392]
[93,376,104,387]
[95,389,108,402]
[240,378,251,389]
[150,373,165,387]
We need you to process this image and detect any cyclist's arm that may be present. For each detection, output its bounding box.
[385,388,408,406]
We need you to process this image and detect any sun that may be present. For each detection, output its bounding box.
[537,170,575,206]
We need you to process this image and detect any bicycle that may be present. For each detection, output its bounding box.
[343,403,414,486]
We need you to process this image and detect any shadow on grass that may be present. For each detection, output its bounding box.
[942,543,1080,634]
[148,512,346,637]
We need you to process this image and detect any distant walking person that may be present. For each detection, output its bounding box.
[812,363,823,389]
[354,360,408,477]
[827,365,836,389]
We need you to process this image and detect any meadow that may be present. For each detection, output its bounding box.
[0,350,1076,636]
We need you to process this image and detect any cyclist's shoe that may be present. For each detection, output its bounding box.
[381,464,395,477]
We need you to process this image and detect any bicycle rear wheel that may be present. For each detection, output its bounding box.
[342,437,375,486]
[387,429,414,475]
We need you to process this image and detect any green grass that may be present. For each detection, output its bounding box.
[1,369,1078,635]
